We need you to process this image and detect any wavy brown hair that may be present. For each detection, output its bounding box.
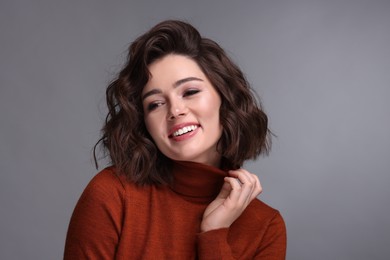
[94,20,271,185]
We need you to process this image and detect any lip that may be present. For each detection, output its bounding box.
[168,122,200,139]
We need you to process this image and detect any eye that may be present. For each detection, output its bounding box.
[147,101,164,111]
[183,89,200,97]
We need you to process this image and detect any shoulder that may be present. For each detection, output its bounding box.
[81,167,157,203]
[250,199,281,218]
[87,166,126,190]
[78,166,128,204]
[65,167,131,257]
[243,199,285,229]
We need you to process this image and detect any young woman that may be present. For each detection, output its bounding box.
[64,20,286,259]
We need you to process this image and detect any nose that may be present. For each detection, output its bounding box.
[168,98,187,120]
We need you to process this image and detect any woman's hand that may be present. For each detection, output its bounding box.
[200,169,262,232]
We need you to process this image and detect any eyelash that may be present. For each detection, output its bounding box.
[183,89,200,97]
[146,89,201,112]
[147,101,164,111]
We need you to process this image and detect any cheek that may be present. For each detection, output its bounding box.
[207,97,222,122]
[198,92,221,117]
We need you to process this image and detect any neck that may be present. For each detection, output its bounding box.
[169,160,227,203]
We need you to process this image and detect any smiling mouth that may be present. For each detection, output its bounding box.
[171,125,198,137]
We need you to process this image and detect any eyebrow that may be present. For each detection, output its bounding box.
[142,77,203,100]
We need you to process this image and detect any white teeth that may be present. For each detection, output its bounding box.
[173,125,198,137]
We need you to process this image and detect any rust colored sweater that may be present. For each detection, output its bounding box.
[64,161,286,259]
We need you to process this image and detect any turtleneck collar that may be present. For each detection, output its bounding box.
[169,161,227,203]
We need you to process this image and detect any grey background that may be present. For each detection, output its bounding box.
[1,0,389,259]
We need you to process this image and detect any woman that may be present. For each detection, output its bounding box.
[64,20,286,259]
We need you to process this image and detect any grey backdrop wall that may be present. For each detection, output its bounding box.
[1,0,389,259]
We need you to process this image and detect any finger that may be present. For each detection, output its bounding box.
[229,169,260,204]
[229,169,255,189]
[228,170,254,205]
[229,169,255,191]
[223,176,242,203]
[232,169,261,194]
[215,179,233,199]
[239,170,261,199]
[250,173,262,200]
[244,172,261,201]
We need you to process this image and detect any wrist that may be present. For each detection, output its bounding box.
[200,220,229,233]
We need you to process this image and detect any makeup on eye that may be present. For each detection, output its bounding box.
[147,100,165,111]
[145,88,201,111]
[183,88,201,97]
[142,77,204,101]
[147,88,201,111]
[143,84,203,112]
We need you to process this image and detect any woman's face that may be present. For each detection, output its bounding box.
[142,54,223,167]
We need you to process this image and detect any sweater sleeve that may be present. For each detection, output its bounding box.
[197,228,235,260]
[254,212,287,259]
[64,169,125,259]
[197,211,287,259]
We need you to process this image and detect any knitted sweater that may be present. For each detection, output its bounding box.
[64,161,286,259]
